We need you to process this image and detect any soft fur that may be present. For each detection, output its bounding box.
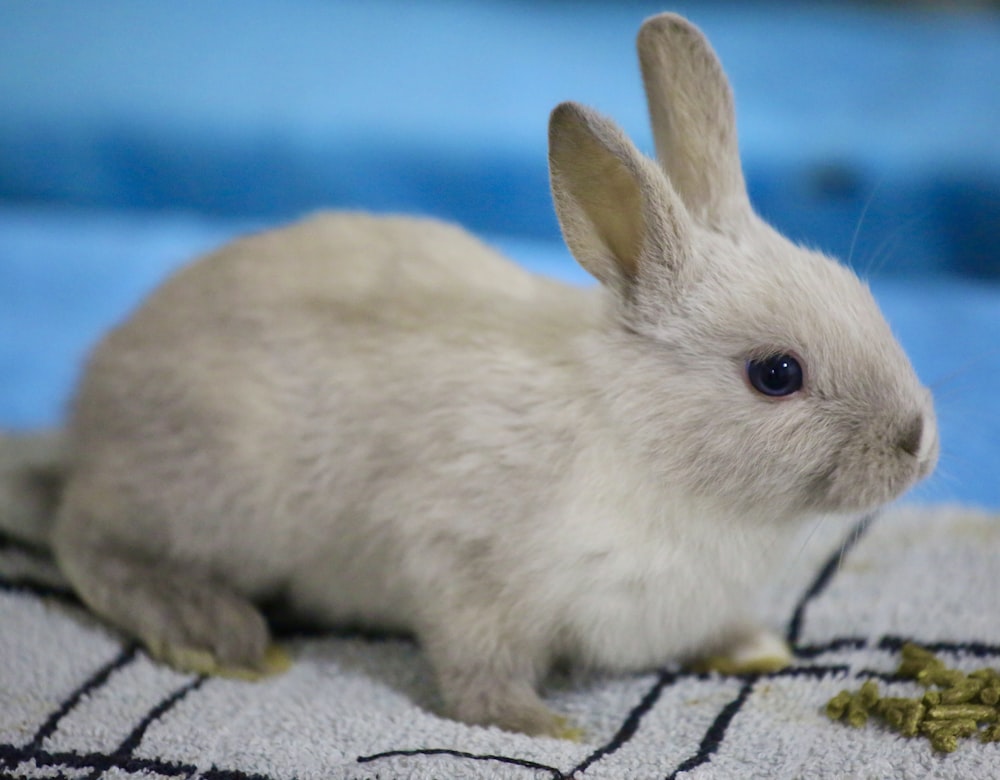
[0,14,937,737]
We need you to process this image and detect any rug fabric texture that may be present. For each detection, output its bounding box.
[1,3,997,777]
[2,503,998,779]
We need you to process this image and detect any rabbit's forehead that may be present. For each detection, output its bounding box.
[691,237,911,380]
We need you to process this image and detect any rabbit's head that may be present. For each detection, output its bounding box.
[548,13,937,518]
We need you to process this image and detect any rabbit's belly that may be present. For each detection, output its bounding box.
[281,539,417,633]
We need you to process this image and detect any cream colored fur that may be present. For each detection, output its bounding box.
[0,14,937,738]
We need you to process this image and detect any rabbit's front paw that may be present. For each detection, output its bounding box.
[689,628,792,675]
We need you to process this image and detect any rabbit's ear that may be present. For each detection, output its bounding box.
[637,13,750,227]
[548,101,691,298]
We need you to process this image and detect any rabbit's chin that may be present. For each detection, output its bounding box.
[811,474,927,517]
[673,450,937,524]
[653,443,937,526]
[803,443,938,517]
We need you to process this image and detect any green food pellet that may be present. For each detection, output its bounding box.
[876,697,914,718]
[876,697,911,717]
[825,643,1000,753]
[912,660,944,681]
[877,698,926,738]
[921,719,979,753]
[896,642,944,679]
[826,690,853,721]
[877,696,914,709]
[980,686,1000,706]
[858,680,880,707]
[882,708,904,729]
[940,679,984,704]
[927,704,998,723]
[899,702,926,738]
[921,668,966,688]
[928,732,959,753]
[878,703,907,731]
[901,644,937,660]
[847,697,871,728]
[841,681,881,728]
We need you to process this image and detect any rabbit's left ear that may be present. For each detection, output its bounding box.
[637,13,751,228]
[548,101,692,301]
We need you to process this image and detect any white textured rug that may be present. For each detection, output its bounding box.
[2,504,999,779]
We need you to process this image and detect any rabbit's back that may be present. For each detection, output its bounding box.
[123,212,567,330]
[63,213,600,599]
[74,212,596,430]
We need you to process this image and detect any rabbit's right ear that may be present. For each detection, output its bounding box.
[548,101,692,300]
[637,13,751,228]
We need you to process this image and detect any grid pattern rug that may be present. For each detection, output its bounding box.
[2,504,998,779]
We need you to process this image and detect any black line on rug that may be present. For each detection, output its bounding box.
[878,635,1000,659]
[0,532,73,598]
[569,668,678,776]
[68,675,208,780]
[855,668,914,684]
[201,768,279,780]
[115,675,207,756]
[0,742,198,778]
[785,512,877,649]
[357,747,564,779]
[12,644,139,763]
[0,769,76,780]
[793,637,868,659]
[770,664,851,680]
[851,637,1000,683]
[666,677,757,780]
[676,658,853,684]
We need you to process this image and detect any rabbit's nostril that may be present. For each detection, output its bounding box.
[898,415,924,458]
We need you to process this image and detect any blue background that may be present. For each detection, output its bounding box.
[1,0,997,507]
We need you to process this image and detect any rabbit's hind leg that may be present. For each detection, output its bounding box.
[52,505,286,679]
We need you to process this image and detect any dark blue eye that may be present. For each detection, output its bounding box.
[746,354,803,397]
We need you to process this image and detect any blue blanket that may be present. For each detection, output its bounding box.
[1,1,998,507]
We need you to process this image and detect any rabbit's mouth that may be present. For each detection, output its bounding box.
[806,422,938,515]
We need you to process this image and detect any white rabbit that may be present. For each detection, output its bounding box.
[1,13,937,738]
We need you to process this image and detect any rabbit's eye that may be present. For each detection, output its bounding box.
[746,354,803,397]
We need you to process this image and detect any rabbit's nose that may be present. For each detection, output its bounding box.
[899,409,939,478]
[898,415,923,458]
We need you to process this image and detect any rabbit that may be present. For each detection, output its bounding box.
[0,13,938,739]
